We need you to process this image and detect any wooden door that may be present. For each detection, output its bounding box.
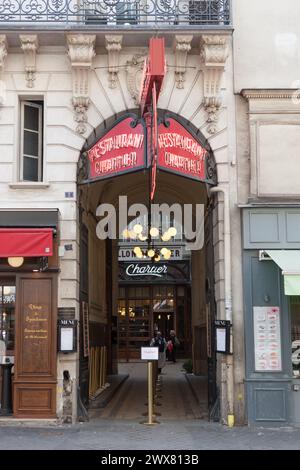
[13,274,57,418]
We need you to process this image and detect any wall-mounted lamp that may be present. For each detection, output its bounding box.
[7,257,24,268]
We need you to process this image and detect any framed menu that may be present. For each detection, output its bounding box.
[253,307,282,372]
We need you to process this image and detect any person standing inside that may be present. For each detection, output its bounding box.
[167,330,180,363]
[150,331,167,374]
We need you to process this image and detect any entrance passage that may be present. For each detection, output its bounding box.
[90,361,208,421]
[118,285,191,361]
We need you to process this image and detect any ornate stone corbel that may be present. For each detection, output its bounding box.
[19,35,38,88]
[105,35,123,89]
[0,35,7,73]
[67,34,96,134]
[126,53,147,105]
[173,35,193,89]
[200,35,229,134]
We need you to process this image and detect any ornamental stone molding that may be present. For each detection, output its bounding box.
[105,35,123,89]
[0,35,7,110]
[67,34,96,134]
[19,35,39,88]
[242,89,300,100]
[0,35,7,73]
[126,52,147,105]
[173,35,193,89]
[200,35,229,135]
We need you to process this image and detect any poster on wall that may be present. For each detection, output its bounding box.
[253,306,282,372]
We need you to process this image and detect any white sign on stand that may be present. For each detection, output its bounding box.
[141,347,159,361]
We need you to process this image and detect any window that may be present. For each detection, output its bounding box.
[20,100,43,182]
[0,283,16,354]
[85,1,138,25]
[189,1,220,25]
[291,298,300,378]
[116,2,138,25]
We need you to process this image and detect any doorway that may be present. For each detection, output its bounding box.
[117,285,190,361]
[77,109,219,419]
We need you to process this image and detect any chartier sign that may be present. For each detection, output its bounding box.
[158,117,208,182]
[119,261,191,283]
[78,113,216,186]
[86,115,146,181]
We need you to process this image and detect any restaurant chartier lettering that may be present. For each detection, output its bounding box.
[87,117,145,180]
[158,119,208,181]
[84,115,212,184]
[24,303,48,340]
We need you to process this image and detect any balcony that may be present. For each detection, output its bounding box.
[0,0,231,27]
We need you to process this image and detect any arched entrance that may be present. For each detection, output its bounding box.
[77,109,219,421]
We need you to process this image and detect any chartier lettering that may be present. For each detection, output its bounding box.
[126,264,168,278]
[164,152,203,173]
[94,152,138,174]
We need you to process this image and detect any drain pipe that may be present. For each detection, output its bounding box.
[209,186,234,427]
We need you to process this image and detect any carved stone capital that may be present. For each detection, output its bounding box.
[173,35,193,89]
[19,35,38,88]
[200,35,229,134]
[67,34,96,134]
[105,35,123,89]
[126,52,147,105]
[67,34,96,65]
[0,35,8,73]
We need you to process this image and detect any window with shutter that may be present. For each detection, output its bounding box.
[20,101,43,182]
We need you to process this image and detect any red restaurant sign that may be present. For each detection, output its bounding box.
[87,116,145,181]
[83,114,214,185]
[158,118,208,181]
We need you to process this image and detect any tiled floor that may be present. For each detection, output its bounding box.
[90,360,207,422]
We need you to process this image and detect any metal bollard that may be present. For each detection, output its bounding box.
[141,361,159,425]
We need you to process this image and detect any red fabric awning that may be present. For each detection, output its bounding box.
[0,228,53,257]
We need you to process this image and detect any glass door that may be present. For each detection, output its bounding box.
[118,286,151,361]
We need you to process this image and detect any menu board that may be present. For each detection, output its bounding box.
[253,307,282,372]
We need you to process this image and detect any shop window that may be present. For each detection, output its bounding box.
[20,100,43,182]
[0,284,16,354]
[291,297,300,378]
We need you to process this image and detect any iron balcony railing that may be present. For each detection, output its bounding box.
[0,0,231,26]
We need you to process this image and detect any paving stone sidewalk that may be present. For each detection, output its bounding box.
[0,419,300,450]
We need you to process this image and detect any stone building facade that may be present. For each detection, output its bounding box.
[0,0,299,426]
